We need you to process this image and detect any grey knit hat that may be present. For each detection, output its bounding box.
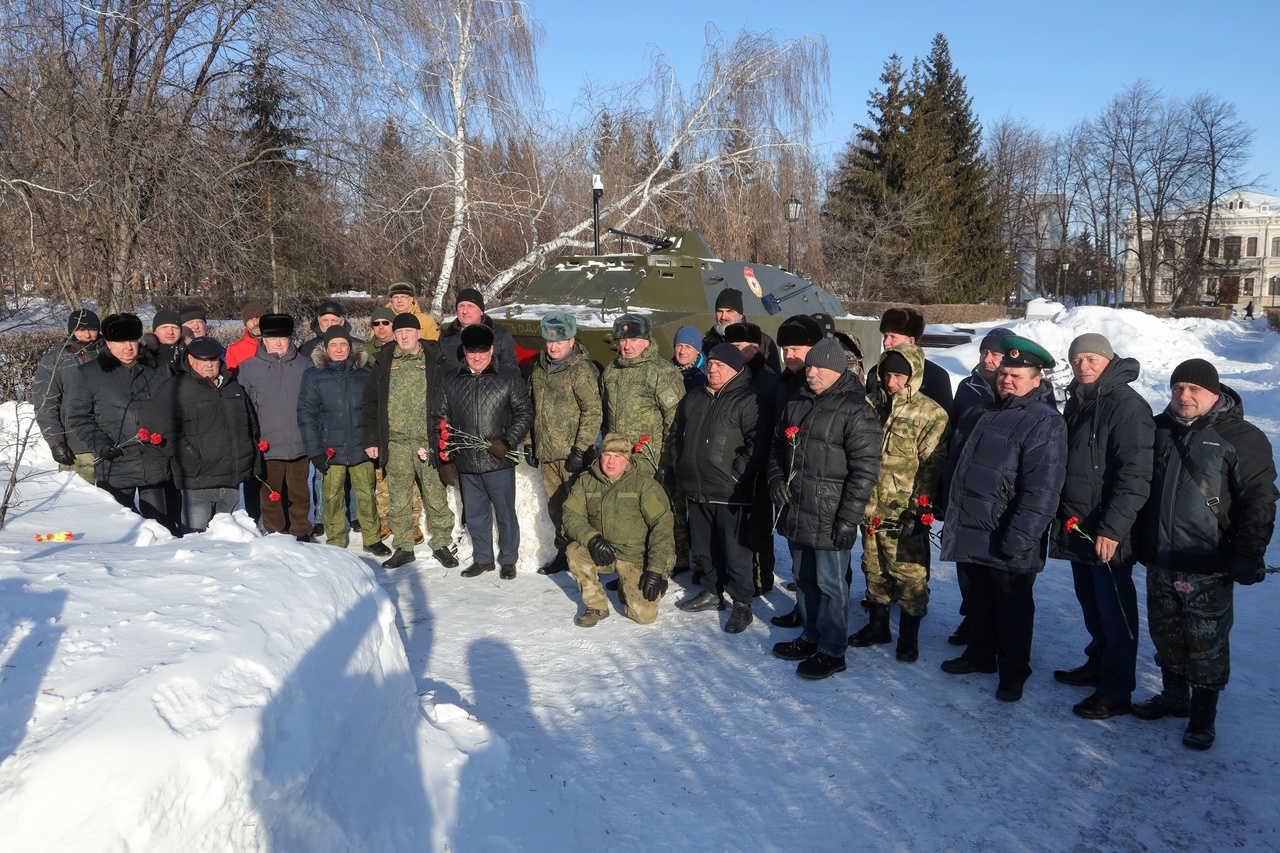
[805,338,847,373]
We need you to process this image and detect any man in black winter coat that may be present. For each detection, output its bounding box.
[673,344,770,633]
[435,323,533,580]
[1048,334,1154,720]
[940,335,1066,703]
[1132,359,1277,751]
[437,287,520,369]
[33,309,103,483]
[768,339,883,680]
[151,337,259,534]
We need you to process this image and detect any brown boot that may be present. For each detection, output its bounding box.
[575,608,610,628]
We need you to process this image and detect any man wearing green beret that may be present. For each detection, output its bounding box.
[528,311,602,574]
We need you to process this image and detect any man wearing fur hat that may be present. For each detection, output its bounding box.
[34,309,103,483]
[386,281,440,341]
[435,322,533,579]
[562,433,675,627]
[865,307,953,414]
[1046,333,1154,721]
[1133,358,1276,750]
[438,287,518,368]
[673,343,770,633]
[940,335,1066,703]
[601,312,688,569]
[362,312,457,569]
[299,326,383,553]
[849,344,949,663]
[236,313,313,540]
[527,311,602,575]
[702,287,781,373]
[65,312,178,533]
[769,338,883,679]
[150,337,258,534]
[225,301,268,370]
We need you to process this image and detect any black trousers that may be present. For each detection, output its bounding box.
[689,501,754,606]
[102,481,179,536]
[960,561,1036,684]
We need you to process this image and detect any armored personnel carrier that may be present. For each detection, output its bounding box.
[491,229,881,371]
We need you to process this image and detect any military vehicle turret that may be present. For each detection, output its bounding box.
[490,229,881,372]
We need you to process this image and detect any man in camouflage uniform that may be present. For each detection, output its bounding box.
[601,313,688,569]
[366,305,421,541]
[361,313,457,570]
[848,345,950,663]
[34,309,103,483]
[562,433,675,626]
[1134,359,1277,750]
[528,311,602,575]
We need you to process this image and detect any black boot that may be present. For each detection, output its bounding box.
[538,550,568,575]
[848,602,892,647]
[1182,687,1218,751]
[770,607,802,628]
[896,612,921,663]
[1131,670,1191,720]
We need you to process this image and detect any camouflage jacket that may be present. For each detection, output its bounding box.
[528,345,602,462]
[866,345,951,522]
[602,343,684,467]
[562,459,675,575]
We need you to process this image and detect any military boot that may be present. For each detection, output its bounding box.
[848,602,892,647]
[575,608,610,628]
[896,612,922,663]
[1182,687,1218,751]
[1131,670,1191,720]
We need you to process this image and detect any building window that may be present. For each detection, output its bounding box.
[1272,236,1280,257]
[1210,238,1221,258]
[1244,278,1255,296]
[1224,236,1241,260]
[1159,278,1173,296]
[1247,237,1258,257]
[1270,276,1280,297]
[1206,277,1217,295]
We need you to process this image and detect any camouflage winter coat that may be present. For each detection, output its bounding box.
[601,343,685,467]
[527,345,602,462]
[865,345,950,523]
[562,459,675,575]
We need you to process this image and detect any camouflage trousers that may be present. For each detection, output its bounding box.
[862,527,931,617]
[540,459,575,550]
[59,451,96,485]
[663,469,691,569]
[376,463,422,539]
[385,441,454,552]
[567,542,658,625]
[322,462,379,549]
[1146,566,1233,691]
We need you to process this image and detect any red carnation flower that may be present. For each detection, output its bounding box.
[1065,516,1079,533]
[439,451,450,461]
[137,428,150,441]
[257,440,270,452]
[149,433,163,445]
[326,447,335,458]
[438,438,448,450]
[784,425,800,439]
[918,495,930,507]
[268,490,281,502]
[870,517,881,530]
[921,513,935,526]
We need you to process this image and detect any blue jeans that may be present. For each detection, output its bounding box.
[182,487,241,534]
[791,543,852,657]
[1070,560,1138,700]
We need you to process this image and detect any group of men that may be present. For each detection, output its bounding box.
[32,291,1276,752]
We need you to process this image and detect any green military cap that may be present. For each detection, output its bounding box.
[540,311,577,341]
[1000,335,1055,370]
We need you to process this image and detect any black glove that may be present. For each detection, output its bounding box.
[51,443,75,466]
[587,535,616,567]
[102,445,124,462]
[311,455,330,474]
[1228,555,1265,586]
[488,439,511,459]
[565,447,586,473]
[437,461,460,488]
[831,521,858,550]
[639,569,669,602]
[899,515,919,538]
[524,445,539,468]
[769,478,790,508]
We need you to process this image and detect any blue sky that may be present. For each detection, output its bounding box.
[531,0,1279,193]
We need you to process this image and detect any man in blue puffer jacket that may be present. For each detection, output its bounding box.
[298,327,382,554]
[940,335,1067,703]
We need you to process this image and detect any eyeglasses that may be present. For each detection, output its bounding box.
[372,320,392,327]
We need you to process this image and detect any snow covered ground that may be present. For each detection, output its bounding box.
[1,307,1278,851]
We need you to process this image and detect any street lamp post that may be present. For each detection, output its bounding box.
[1060,262,1070,303]
[785,195,802,272]
[592,174,604,256]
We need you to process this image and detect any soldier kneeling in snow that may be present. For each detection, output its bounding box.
[562,434,675,627]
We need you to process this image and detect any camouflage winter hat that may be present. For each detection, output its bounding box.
[600,433,633,456]
[540,312,577,341]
